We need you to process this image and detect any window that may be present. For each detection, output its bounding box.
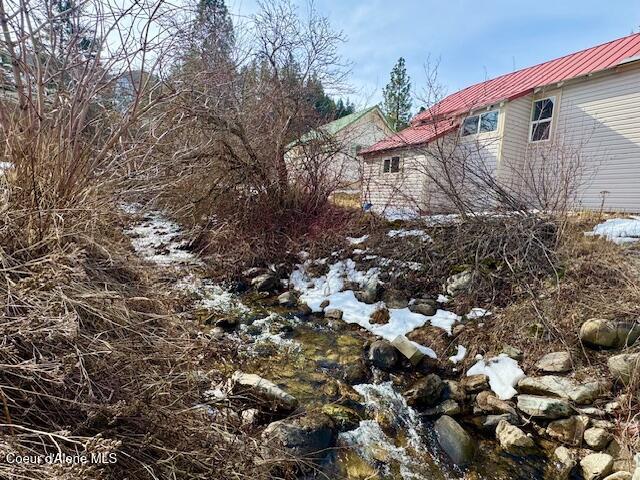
[530,96,555,142]
[382,156,401,173]
[461,110,499,136]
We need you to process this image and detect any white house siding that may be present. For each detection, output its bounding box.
[498,94,534,191]
[555,67,640,211]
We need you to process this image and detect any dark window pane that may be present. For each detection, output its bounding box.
[531,120,551,141]
[532,98,554,121]
[462,115,479,136]
[391,157,400,172]
[383,158,390,173]
[480,111,499,132]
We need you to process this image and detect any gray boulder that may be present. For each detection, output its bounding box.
[408,299,437,316]
[368,340,398,371]
[579,319,640,349]
[517,394,572,419]
[535,351,572,373]
[230,371,298,413]
[580,452,614,480]
[608,353,640,383]
[262,413,336,460]
[446,270,472,296]
[324,308,343,320]
[403,374,444,408]
[495,420,535,452]
[434,415,476,466]
[382,288,409,309]
[517,375,607,404]
[422,399,461,417]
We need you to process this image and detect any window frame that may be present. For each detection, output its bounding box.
[383,158,391,173]
[390,156,400,173]
[461,109,499,136]
[382,156,401,174]
[529,96,556,143]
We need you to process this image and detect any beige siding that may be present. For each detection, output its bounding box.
[556,67,640,211]
[499,94,533,190]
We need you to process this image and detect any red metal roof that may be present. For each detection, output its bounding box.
[360,118,458,155]
[364,33,640,155]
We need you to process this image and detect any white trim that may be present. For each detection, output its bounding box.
[528,95,556,143]
[460,109,500,137]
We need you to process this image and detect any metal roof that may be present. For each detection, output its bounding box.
[364,33,640,155]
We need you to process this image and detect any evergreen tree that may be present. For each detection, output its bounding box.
[335,98,355,119]
[193,0,234,62]
[382,57,412,131]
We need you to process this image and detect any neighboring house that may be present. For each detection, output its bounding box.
[286,106,394,193]
[361,33,640,214]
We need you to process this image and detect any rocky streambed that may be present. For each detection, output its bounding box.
[123,206,640,480]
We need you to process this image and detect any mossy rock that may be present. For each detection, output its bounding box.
[321,404,361,432]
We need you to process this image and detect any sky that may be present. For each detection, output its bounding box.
[228,0,640,110]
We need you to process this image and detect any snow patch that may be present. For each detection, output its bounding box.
[449,345,467,364]
[176,274,248,314]
[387,229,431,241]
[347,234,369,245]
[467,307,491,319]
[588,217,640,244]
[467,354,525,400]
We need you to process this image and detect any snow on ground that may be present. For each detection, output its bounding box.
[467,307,491,319]
[449,345,467,364]
[466,354,525,400]
[587,217,640,244]
[347,234,369,245]
[387,229,432,241]
[176,274,249,314]
[289,259,461,352]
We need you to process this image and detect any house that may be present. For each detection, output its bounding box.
[361,33,640,214]
[286,106,393,194]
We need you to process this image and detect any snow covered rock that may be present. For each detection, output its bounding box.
[535,351,572,373]
[495,420,535,452]
[516,394,572,419]
[445,270,472,296]
[580,453,614,480]
[579,319,640,349]
[466,355,525,400]
[434,415,476,466]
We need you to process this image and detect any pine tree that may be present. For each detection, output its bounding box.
[382,57,412,131]
[193,0,234,62]
[335,98,355,119]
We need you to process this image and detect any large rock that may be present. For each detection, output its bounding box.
[403,374,444,408]
[535,351,572,373]
[518,375,607,404]
[475,390,518,416]
[517,394,572,419]
[584,427,612,450]
[368,340,398,371]
[604,473,633,480]
[495,420,535,452]
[382,288,409,309]
[553,446,577,479]
[230,371,298,412]
[391,335,424,365]
[446,270,472,296]
[546,416,587,446]
[579,319,640,349]
[262,413,336,460]
[580,452,614,480]
[408,298,437,316]
[434,415,476,466]
[251,272,280,292]
[354,277,382,304]
[608,353,640,383]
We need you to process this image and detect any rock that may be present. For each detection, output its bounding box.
[382,288,409,309]
[584,427,613,450]
[518,375,608,404]
[368,340,398,371]
[535,351,572,373]
[475,390,518,416]
[230,371,298,413]
[442,380,465,402]
[369,306,390,325]
[241,408,259,425]
[580,453,614,480]
[434,415,475,466]
[422,399,461,417]
[579,319,640,349]
[243,266,267,278]
[604,473,633,480]
[325,308,343,320]
[608,353,640,383]
[546,416,587,446]
[461,374,490,393]
[319,299,330,309]
[446,270,472,296]
[262,413,336,461]
[408,299,437,316]
[342,362,371,385]
[251,272,280,292]
[501,345,524,361]
[321,404,361,432]
[278,291,297,307]
[391,335,424,365]
[495,420,535,452]
[403,374,444,408]
[209,316,238,329]
[517,394,572,419]
[297,302,312,315]
[553,446,578,479]
[472,413,519,432]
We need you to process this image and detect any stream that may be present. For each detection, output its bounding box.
[123,205,554,480]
